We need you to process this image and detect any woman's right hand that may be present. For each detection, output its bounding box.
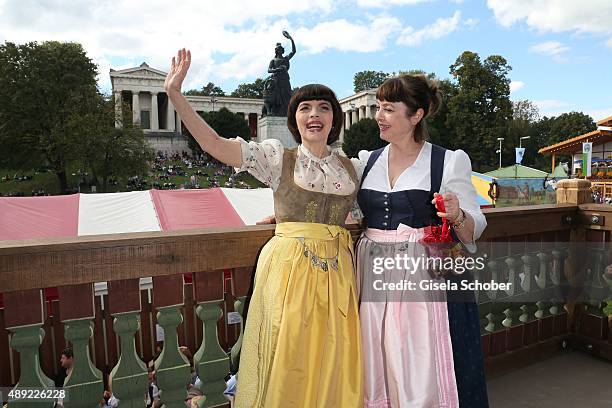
[164,48,191,94]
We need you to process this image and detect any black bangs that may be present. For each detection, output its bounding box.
[287,84,343,145]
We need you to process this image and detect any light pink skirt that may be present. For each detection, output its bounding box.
[356,225,459,408]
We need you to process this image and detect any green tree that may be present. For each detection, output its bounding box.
[547,112,595,145]
[184,82,225,96]
[507,100,540,166]
[425,78,458,149]
[353,70,389,93]
[0,41,99,193]
[184,107,250,155]
[531,112,596,171]
[76,95,154,192]
[447,51,513,171]
[231,78,265,99]
[342,118,385,158]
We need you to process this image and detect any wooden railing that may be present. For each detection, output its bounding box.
[0,226,277,407]
[1,187,611,406]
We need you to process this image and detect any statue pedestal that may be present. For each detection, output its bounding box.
[258,116,297,148]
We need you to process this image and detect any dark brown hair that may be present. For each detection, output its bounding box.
[376,74,442,142]
[287,84,343,145]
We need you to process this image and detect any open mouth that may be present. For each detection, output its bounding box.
[379,124,391,131]
[307,122,324,132]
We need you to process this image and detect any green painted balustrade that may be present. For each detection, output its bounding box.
[63,319,103,407]
[109,312,148,408]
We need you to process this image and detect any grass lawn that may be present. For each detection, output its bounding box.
[1,160,265,196]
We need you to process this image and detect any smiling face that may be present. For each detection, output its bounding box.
[375,100,423,143]
[295,99,334,145]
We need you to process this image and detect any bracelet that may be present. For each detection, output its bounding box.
[451,209,467,229]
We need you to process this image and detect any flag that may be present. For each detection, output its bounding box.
[582,142,592,177]
[515,147,525,164]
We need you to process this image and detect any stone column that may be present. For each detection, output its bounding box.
[114,91,122,128]
[360,105,367,120]
[176,113,182,133]
[367,105,374,119]
[132,91,140,125]
[244,113,250,122]
[345,111,351,130]
[351,110,358,126]
[151,92,159,131]
[167,98,175,131]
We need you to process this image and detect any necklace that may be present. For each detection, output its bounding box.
[296,237,339,272]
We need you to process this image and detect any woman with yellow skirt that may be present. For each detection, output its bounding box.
[165,49,363,407]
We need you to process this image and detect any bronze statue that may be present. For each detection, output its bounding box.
[262,31,296,117]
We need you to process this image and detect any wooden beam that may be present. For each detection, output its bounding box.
[0,226,275,294]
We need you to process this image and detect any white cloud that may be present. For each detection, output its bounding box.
[606,38,612,48]
[0,0,340,92]
[486,0,612,37]
[529,41,569,56]
[296,17,402,54]
[397,11,461,46]
[510,81,524,93]
[357,0,430,7]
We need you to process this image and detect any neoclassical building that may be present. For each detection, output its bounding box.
[111,63,377,154]
[339,89,378,135]
[110,63,263,154]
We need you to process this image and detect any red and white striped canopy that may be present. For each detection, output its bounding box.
[0,188,274,241]
[0,188,275,306]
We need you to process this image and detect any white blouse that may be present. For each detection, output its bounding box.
[234,137,358,196]
[356,143,487,251]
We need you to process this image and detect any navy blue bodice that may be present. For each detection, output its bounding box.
[357,144,446,230]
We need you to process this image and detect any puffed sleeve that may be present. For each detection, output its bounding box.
[233,137,284,191]
[349,150,372,183]
[347,150,372,221]
[440,149,487,252]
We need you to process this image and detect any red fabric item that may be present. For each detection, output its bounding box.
[151,189,245,231]
[151,189,244,287]
[422,195,453,244]
[0,194,78,308]
[0,194,79,241]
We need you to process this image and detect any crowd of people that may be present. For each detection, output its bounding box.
[0,150,259,197]
[147,151,254,190]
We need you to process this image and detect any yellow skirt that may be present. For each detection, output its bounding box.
[235,222,363,408]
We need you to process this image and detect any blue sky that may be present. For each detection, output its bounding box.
[1,0,611,120]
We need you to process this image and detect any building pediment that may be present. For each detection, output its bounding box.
[110,63,167,79]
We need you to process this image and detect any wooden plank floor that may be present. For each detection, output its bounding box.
[487,351,612,407]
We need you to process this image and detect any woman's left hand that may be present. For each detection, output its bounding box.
[432,192,462,223]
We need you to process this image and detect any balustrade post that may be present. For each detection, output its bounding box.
[193,270,230,407]
[550,248,569,335]
[153,274,191,408]
[58,283,103,407]
[4,289,54,407]
[108,279,148,407]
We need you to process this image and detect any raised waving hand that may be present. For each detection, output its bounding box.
[164,48,191,94]
[164,49,242,168]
